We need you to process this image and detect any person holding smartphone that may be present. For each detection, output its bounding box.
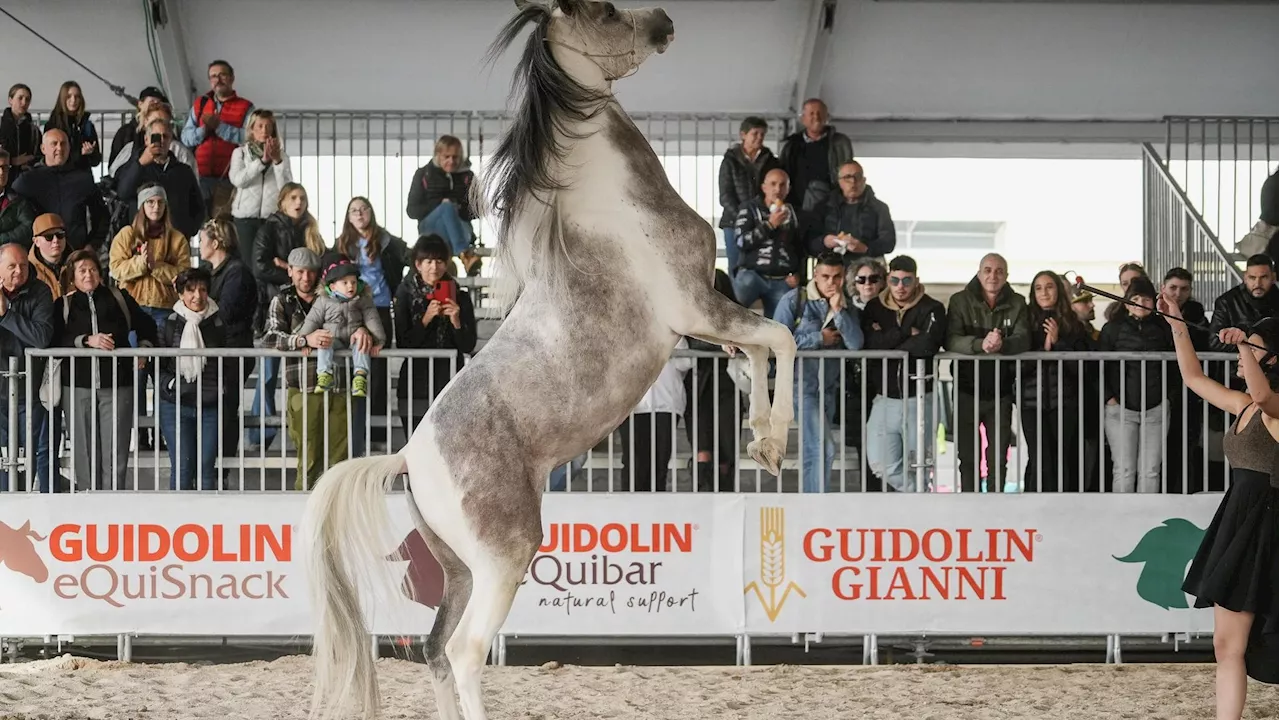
[393,234,476,437]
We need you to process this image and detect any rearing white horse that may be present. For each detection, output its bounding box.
[302,2,796,719]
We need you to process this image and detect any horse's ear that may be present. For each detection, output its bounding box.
[555,0,577,15]
[514,0,531,8]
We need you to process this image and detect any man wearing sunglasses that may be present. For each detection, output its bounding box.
[809,161,896,268]
[861,256,946,492]
[28,213,68,300]
[0,149,35,247]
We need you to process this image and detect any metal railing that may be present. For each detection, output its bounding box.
[1164,116,1278,253]
[3,347,1242,497]
[1142,142,1245,310]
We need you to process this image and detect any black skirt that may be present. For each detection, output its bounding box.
[1182,467,1278,684]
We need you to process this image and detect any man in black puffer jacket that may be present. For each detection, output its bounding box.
[807,161,896,267]
[861,255,946,493]
[11,129,107,251]
[717,117,779,275]
[0,150,35,248]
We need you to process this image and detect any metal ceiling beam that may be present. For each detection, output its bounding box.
[147,0,196,111]
[789,0,839,114]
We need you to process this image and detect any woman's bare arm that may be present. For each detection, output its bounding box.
[1158,297,1252,416]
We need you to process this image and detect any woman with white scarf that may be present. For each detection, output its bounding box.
[157,267,230,491]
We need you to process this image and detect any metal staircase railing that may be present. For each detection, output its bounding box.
[1142,142,1243,309]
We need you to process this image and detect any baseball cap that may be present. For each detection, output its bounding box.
[1071,290,1094,304]
[31,213,66,238]
[138,86,168,104]
[287,247,321,270]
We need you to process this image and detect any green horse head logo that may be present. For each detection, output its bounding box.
[1113,518,1205,609]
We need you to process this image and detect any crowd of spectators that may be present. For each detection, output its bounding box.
[0,63,478,493]
[0,78,1274,495]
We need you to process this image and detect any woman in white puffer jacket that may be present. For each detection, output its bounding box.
[229,109,292,272]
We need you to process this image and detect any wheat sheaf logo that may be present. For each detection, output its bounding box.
[744,507,806,621]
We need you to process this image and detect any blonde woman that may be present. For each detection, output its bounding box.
[108,182,191,332]
[248,182,324,450]
[407,135,479,273]
[229,110,291,272]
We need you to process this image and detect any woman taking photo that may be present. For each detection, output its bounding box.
[1163,296,1277,717]
[1020,270,1091,492]
[54,250,158,491]
[393,234,475,435]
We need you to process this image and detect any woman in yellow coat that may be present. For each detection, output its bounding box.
[109,182,191,332]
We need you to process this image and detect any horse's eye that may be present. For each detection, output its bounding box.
[604,3,616,18]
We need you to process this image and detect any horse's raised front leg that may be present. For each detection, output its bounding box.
[674,293,796,476]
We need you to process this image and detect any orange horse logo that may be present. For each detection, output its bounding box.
[0,520,48,584]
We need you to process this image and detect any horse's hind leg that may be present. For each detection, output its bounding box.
[674,293,796,476]
[445,486,542,720]
[408,488,468,720]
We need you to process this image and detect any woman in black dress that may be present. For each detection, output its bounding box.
[1163,297,1277,718]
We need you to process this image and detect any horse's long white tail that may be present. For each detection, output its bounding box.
[302,453,407,720]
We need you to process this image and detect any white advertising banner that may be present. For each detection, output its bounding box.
[741,493,1222,635]
[502,493,743,636]
[0,492,741,637]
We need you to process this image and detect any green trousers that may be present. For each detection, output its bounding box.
[286,389,351,491]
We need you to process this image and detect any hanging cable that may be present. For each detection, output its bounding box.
[0,4,137,105]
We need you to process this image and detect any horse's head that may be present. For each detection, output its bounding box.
[521,0,674,82]
[0,520,49,584]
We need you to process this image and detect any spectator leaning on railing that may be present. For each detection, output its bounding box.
[774,251,864,493]
[945,252,1030,494]
[1020,270,1092,493]
[199,217,258,462]
[262,247,365,490]
[0,243,54,492]
[53,249,158,491]
[617,337,695,492]
[1099,276,1173,494]
[861,255,946,493]
[717,116,779,276]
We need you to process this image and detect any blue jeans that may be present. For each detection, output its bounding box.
[141,306,169,335]
[159,400,219,491]
[795,384,836,493]
[733,270,792,321]
[722,227,739,276]
[317,347,370,376]
[418,202,473,255]
[866,393,936,492]
[247,356,279,447]
[0,392,52,492]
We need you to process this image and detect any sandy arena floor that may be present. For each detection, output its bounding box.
[1,654,1277,719]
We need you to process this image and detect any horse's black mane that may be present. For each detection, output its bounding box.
[476,3,611,240]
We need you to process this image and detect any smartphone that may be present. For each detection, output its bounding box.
[149,132,163,146]
[429,279,457,304]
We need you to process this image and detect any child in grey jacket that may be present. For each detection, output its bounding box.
[299,258,387,397]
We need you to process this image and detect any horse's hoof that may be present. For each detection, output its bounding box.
[747,438,783,477]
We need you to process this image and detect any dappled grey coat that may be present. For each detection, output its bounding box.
[298,284,387,348]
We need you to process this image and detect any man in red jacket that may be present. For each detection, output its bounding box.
[180,59,254,219]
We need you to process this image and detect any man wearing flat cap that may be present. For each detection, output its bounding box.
[262,246,366,489]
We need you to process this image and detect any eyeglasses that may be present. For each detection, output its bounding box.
[38,231,67,241]
[839,174,865,182]
[887,276,915,287]
[854,274,882,284]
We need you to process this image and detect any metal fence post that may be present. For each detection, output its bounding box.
[6,357,17,490]
[914,357,928,493]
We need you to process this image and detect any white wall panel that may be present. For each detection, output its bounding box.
[822,1,1277,120]
[177,0,809,113]
[0,0,157,112]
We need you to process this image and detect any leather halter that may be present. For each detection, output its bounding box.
[543,9,640,83]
